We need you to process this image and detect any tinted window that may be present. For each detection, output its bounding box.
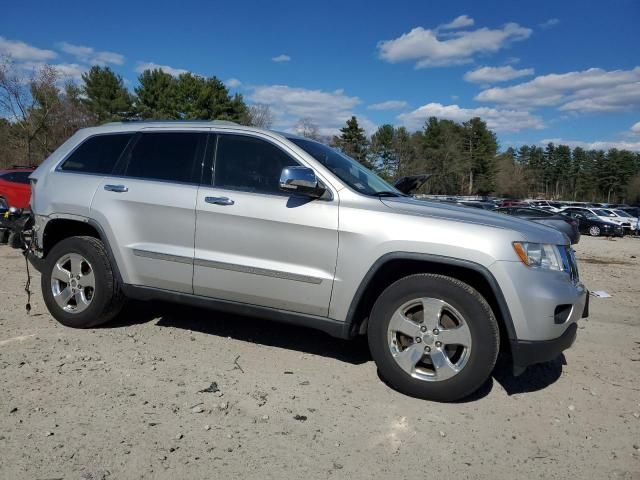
[125,132,203,183]
[61,134,133,174]
[9,172,31,184]
[214,134,298,194]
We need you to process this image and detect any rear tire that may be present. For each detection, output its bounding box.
[368,274,499,402]
[41,236,125,328]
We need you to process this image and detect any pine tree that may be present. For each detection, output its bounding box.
[333,116,370,167]
[134,69,179,119]
[461,117,498,195]
[370,124,397,179]
[81,66,132,122]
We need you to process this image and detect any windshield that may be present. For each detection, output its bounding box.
[591,209,613,216]
[613,209,632,218]
[288,137,403,196]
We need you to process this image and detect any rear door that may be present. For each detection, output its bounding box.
[193,132,339,316]
[90,130,207,293]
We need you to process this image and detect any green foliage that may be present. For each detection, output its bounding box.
[333,116,370,167]
[81,66,132,122]
[134,69,179,119]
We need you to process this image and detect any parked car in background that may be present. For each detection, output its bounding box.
[561,210,624,237]
[559,206,631,233]
[605,209,638,233]
[495,207,580,244]
[0,167,34,209]
[498,199,526,208]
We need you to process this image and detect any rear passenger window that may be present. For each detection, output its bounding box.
[61,134,133,174]
[214,134,298,194]
[124,132,203,183]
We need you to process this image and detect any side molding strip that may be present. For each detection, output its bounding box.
[193,258,323,285]
[132,248,193,265]
[132,248,323,285]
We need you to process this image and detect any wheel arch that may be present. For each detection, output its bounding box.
[41,217,123,283]
[344,253,516,350]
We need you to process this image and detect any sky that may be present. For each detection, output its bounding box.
[1,0,639,150]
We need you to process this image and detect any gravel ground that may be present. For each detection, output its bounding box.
[1,236,639,480]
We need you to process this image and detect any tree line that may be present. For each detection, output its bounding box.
[333,116,640,203]
[1,59,638,203]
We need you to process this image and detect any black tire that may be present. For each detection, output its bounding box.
[368,274,499,402]
[588,226,600,237]
[41,236,125,328]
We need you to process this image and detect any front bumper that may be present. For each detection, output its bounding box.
[510,322,578,374]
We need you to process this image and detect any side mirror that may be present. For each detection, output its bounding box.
[279,166,325,198]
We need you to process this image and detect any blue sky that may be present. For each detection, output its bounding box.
[2,0,639,150]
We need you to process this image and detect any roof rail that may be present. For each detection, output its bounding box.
[105,119,239,126]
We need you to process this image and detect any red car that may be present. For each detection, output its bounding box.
[0,167,34,209]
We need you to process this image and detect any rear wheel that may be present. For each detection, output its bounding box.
[588,225,601,236]
[368,274,499,402]
[42,236,125,328]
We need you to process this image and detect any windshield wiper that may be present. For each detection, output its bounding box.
[372,191,405,197]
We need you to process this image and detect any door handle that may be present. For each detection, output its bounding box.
[205,196,234,206]
[104,184,128,193]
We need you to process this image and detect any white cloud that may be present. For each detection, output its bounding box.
[225,78,242,88]
[52,63,86,81]
[397,102,544,132]
[539,18,560,29]
[368,100,408,110]
[377,20,531,68]
[439,15,474,30]
[248,84,375,135]
[272,54,291,63]
[464,65,534,83]
[631,121,640,134]
[476,67,640,112]
[58,42,124,65]
[135,62,189,77]
[0,36,57,61]
[540,138,640,152]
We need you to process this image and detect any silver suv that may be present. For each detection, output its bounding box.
[27,121,588,401]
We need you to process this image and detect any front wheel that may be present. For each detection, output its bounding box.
[368,274,499,402]
[588,226,601,236]
[41,236,125,328]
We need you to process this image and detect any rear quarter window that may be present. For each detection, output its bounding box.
[60,133,134,174]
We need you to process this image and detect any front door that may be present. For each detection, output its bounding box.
[193,133,339,316]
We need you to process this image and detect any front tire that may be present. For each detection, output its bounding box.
[588,226,600,236]
[41,236,125,328]
[368,274,499,402]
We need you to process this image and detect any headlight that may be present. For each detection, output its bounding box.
[513,242,566,272]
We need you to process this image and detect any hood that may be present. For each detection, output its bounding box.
[381,196,568,245]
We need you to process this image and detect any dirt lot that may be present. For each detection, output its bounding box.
[1,236,639,480]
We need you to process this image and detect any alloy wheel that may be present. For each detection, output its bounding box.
[387,297,472,382]
[50,253,96,313]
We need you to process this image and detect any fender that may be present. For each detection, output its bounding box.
[343,251,517,341]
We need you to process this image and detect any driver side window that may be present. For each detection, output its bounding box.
[214,134,299,195]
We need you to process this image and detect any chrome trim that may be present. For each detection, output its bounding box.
[279,166,318,190]
[104,184,128,193]
[132,249,193,265]
[194,258,323,284]
[132,248,323,284]
[205,196,234,206]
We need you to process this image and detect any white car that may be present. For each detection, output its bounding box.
[559,207,632,232]
[607,209,638,232]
